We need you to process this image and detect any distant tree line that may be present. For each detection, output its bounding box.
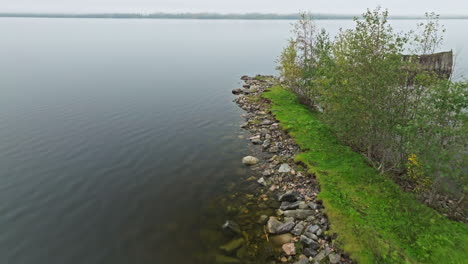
[0,12,467,20]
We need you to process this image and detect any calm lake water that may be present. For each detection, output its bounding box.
[0,18,466,264]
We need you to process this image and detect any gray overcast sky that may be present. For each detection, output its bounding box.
[1,0,468,15]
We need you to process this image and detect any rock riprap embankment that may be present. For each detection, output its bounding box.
[229,75,353,264]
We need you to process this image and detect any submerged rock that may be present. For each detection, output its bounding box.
[220,238,244,253]
[215,254,241,264]
[242,156,259,166]
[270,233,293,246]
[257,215,269,224]
[222,220,241,235]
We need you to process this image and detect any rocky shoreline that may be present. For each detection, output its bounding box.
[229,75,353,264]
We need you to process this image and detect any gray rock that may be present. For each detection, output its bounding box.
[278,191,298,202]
[300,235,319,249]
[266,217,283,234]
[262,169,274,177]
[275,221,295,234]
[257,177,267,186]
[251,139,263,145]
[249,86,258,93]
[306,225,320,234]
[293,258,309,264]
[280,201,302,210]
[262,139,271,149]
[323,245,332,256]
[222,220,241,235]
[284,217,295,223]
[242,156,259,166]
[314,251,326,262]
[242,89,253,95]
[316,229,323,236]
[298,201,309,209]
[291,222,306,236]
[242,84,250,88]
[308,202,318,210]
[261,119,274,125]
[232,88,242,95]
[329,253,341,264]
[303,247,318,257]
[240,122,249,128]
[269,146,279,153]
[278,163,292,173]
[303,231,318,241]
[260,128,270,134]
[283,210,315,220]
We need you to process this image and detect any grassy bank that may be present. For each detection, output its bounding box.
[262,85,468,263]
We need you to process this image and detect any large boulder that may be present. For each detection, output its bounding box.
[242,156,259,166]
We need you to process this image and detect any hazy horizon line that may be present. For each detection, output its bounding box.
[1,12,467,20]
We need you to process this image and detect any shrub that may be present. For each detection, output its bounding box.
[277,7,467,210]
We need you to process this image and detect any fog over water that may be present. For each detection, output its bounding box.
[0,18,466,263]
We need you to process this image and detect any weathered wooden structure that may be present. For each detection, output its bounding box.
[402,50,453,80]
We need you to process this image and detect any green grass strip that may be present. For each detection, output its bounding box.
[262,85,468,264]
